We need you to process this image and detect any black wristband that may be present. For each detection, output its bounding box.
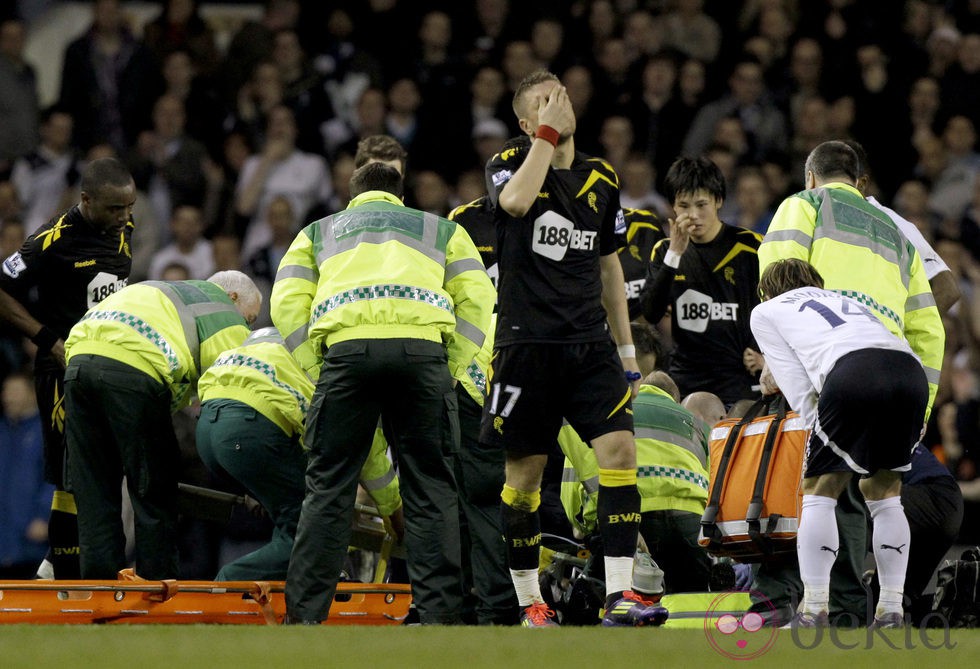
[30,326,60,353]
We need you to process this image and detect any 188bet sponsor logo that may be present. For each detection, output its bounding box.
[676,288,738,333]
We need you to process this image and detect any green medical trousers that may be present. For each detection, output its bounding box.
[196,399,307,580]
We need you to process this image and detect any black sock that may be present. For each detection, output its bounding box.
[500,500,541,571]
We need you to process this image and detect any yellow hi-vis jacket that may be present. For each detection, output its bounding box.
[759,183,945,417]
[270,190,496,378]
[559,384,710,536]
[65,280,250,411]
[197,327,401,516]
[197,327,314,440]
[458,313,495,406]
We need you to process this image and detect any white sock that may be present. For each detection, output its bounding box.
[867,496,909,613]
[35,559,54,580]
[510,568,543,607]
[605,555,635,597]
[798,494,838,612]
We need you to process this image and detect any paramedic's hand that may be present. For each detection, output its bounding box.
[759,362,779,395]
[733,563,753,591]
[386,505,405,545]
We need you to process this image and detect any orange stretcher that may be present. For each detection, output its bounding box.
[0,577,412,625]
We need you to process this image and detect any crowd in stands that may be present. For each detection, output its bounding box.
[2,0,980,575]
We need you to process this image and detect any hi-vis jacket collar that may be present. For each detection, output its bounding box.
[347,190,404,209]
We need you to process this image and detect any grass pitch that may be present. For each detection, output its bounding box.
[1,625,977,669]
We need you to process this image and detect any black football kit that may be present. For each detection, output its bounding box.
[640,224,762,405]
[480,144,632,452]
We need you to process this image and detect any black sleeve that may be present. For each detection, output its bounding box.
[0,235,43,301]
[639,239,675,323]
[484,145,526,210]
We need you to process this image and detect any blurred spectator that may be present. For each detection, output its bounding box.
[309,6,383,131]
[960,172,980,262]
[618,153,671,220]
[623,8,664,66]
[500,40,541,98]
[627,52,688,192]
[220,0,300,105]
[58,0,156,154]
[598,115,635,175]
[245,194,293,287]
[465,0,520,69]
[561,63,604,156]
[325,153,355,214]
[906,75,944,151]
[530,16,571,74]
[271,27,331,156]
[127,93,210,242]
[0,181,23,225]
[227,60,285,154]
[141,0,219,78]
[0,372,52,579]
[788,95,833,168]
[235,105,331,261]
[731,164,776,235]
[941,31,980,129]
[682,55,788,163]
[321,87,387,163]
[926,23,962,79]
[593,38,633,109]
[385,78,423,157]
[920,116,980,226]
[771,37,827,126]
[9,107,78,235]
[158,49,226,159]
[0,17,38,177]
[657,0,722,65]
[148,204,213,280]
[211,233,242,273]
[407,170,452,217]
[471,118,508,174]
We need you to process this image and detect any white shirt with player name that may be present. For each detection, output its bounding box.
[750,287,919,427]
[866,196,949,280]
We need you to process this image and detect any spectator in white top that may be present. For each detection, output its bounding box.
[148,205,214,280]
[10,107,78,235]
[235,105,331,262]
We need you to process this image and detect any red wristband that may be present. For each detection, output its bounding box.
[535,124,560,148]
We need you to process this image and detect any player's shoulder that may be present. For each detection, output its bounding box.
[729,224,764,246]
[579,155,620,190]
[448,196,490,222]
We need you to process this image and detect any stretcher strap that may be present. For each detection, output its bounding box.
[746,396,789,555]
[249,581,278,625]
[700,395,782,551]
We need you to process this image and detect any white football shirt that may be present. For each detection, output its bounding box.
[750,287,918,427]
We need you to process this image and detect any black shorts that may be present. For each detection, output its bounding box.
[479,339,633,454]
[804,349,928,478]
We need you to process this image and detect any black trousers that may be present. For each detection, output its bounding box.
[454,387,519,624]
[285,338,463,624]
[64,354,180,580]
[639,510,712,594]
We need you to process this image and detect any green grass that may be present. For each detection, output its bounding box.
[0,626,977,668]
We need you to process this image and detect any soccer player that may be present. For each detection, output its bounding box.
[639,155,764,407]
[752,259,929,628]
[0,157,135,579]
[481,69,660,627]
